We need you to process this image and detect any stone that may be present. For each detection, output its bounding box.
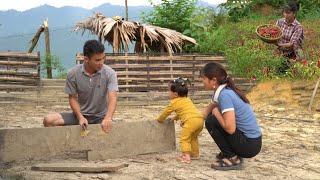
[75,172,82,177]
[97,174,110,180]
[276,107,286,112]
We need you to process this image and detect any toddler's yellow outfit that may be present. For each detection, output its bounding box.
[157,97,204,157]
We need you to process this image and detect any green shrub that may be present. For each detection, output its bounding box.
[141,0,197,33]
[220,0,251,22]
[286,61,320,79]
[225,38,284,80]
[41,55,66,79]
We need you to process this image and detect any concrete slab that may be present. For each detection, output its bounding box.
[0,120,175,163]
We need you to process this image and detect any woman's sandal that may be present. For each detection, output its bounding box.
[216,152,223,160]
[211,156,243,171]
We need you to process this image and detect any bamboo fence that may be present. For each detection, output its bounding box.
[76,53,254,96]
[0,52,41,91]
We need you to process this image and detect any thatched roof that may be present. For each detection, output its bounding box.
[75,13,197,55]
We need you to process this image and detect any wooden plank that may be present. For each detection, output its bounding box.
[0,84,39,90]
[117,82,253,89]
[0,61,39,67]
[31,163,128,172]
[116,71,199,76]
[109,64,197,69]
[0,70,39,77]
[0,76,38,82]
[194,56,225,61]
[76,55,226,62]
[148,56,194,61]
[118,77,177,81]
[0,52,39,59]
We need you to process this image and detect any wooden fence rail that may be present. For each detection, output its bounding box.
[76,53,244,93]
[76,53,227,91]
[0,51,41,91]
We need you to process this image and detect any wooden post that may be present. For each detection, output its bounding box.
[169,55,173,79]
[125,0,128,21]
[308,77,320,111]
[37,51,41,105]
[43,19,52,79]
[146,55,151,106]
[147,55,150,92]
[125,57,129,92]
[191,55,196,99]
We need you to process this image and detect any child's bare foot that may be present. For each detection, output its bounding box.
[176,154,191,164]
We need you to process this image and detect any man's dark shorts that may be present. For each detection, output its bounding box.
[60,112,103,125]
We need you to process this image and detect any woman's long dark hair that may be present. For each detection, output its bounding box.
[201,62,250,104]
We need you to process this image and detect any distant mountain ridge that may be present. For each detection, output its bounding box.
[0,3,151,36]
[0,2,216,72]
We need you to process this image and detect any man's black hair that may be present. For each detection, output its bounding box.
[283,1,300,13]
[83,40,105,58]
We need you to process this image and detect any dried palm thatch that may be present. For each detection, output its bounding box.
[75,13,138,53]
[75,13,197,55]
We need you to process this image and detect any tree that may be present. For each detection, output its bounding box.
[141,0,197,33]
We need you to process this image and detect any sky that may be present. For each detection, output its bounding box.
[0,0,227,11]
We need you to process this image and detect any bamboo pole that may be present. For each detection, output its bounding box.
[44,19,52,79]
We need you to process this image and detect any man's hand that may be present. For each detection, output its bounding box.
[101,118,112,133]
[79,117,89,130]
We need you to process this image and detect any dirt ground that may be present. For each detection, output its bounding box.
[1,82,320,180]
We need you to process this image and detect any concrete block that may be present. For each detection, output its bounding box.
[0,120,175,163]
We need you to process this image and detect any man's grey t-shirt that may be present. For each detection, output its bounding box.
[65,64,118,118]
